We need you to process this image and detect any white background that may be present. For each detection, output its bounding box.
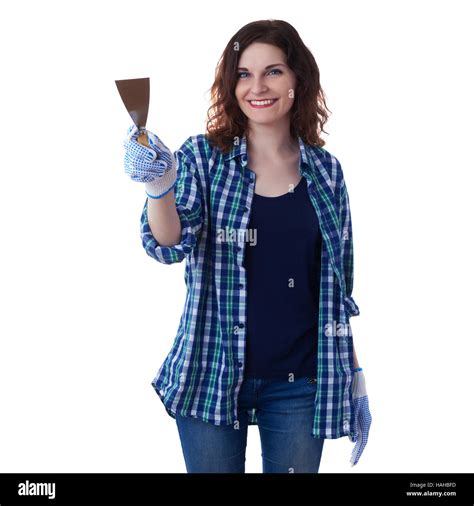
[1,0,473,473]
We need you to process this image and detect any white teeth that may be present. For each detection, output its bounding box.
[250,99,276,106]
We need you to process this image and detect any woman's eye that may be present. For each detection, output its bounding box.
[237,69,283,79]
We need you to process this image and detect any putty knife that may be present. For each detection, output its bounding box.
[115,77,150,147]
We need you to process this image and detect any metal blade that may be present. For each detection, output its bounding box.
[115,77,150,129]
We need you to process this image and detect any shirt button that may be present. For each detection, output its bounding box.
[238,323,244,328]
[237,361,243,367]
[239,284,244,289]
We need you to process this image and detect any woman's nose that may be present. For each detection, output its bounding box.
[250,78,269,94]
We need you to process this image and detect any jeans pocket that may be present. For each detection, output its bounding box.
[302,376,318,392]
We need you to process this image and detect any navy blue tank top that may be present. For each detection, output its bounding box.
[243,176,322,380]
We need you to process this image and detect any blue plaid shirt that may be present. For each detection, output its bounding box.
[140,133,361,439]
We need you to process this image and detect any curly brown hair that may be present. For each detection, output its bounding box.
[205,19,332,155]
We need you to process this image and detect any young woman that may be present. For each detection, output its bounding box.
[123,19,371,473]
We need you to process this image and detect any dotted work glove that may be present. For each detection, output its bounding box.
[123,125,177,198]
[349,368,372,466]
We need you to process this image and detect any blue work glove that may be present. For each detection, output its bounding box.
[123,125,177,198]
[349,368,372,466]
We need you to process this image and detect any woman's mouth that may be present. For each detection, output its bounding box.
[247,98,278,109]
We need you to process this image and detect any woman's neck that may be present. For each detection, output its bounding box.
[246,123,299,162]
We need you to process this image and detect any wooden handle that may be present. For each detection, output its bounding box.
[137,130,150,147]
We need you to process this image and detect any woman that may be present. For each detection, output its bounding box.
[123,19,371,473]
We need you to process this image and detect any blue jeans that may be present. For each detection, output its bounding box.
[175,375,325,473]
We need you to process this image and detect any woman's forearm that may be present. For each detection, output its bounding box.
[147,189,182,246]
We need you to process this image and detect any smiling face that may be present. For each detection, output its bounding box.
[235,42,297,129]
